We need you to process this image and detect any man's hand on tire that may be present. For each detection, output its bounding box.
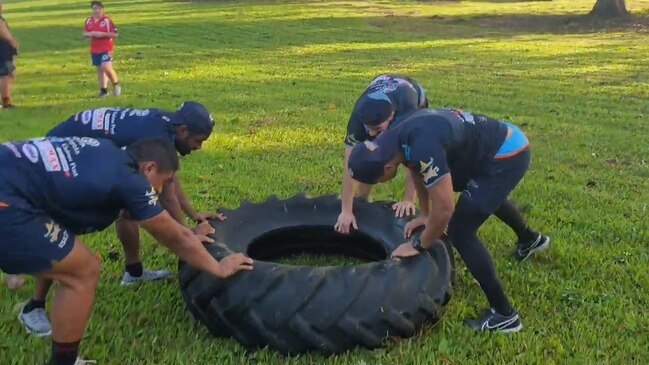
[217,253,254,278]
[392,201,416,218]
[391,242,421,258]
[334,212,358,234]
[192,212,226,223]
[192,221,215,236]
[404,216,427,238]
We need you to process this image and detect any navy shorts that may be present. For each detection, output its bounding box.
[91,52,112,66]
[0,183,75,275]
[458,148,531,216]
[0,59,15,76]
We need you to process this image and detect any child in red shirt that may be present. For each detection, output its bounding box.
[84,1,120,98]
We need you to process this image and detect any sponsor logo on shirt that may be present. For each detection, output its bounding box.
[81,110,93,124]
[79,137,100,147]
[128,109,151,117]
[22,144,40,163]
[363,140,378,151]
[3,142,22,158]
[56,147,71,177]
[420,157,440,184]
[91,108,108,131]
[34,140,62,172]
[0,201,10,208]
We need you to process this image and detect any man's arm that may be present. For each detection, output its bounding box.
[409,166,430,216]
[403,169,417,203]
[139,211,252,278]
[175,177,223,223]
[159,177,185,223]
[0,20,18,50]
[92,31,118,38]
[419,174,455,248]
[341,147,356,214]
[335,147,359,234]
[175,177,197,220]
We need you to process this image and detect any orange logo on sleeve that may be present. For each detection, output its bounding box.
[0,201,10,208]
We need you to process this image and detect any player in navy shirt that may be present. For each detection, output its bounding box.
[0,137,252,365]
[348,108,548,333]
[46,101,216,282]
[18,101,219,338]
[336,74,429,234]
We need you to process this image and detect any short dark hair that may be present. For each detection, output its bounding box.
[91,1,104,8]
[126,139,179,173]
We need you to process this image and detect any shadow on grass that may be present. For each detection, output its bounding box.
[372,12,649,37]
[15,13,649,55]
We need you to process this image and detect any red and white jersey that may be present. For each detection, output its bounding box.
[84,15,117,54]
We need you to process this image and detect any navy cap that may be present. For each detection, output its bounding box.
[172,101,214,135]
[348,128,400,184]
[356,92,394,127]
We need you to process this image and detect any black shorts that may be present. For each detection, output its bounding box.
[0,179,75,275]
[0,59,15,77]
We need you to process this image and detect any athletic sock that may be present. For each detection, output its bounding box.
[494,200,537,242]
[22,299,46,313]
[126,261,143,277]
[518,226,538,243]
[49,340,80,365]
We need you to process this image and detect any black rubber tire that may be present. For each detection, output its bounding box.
[178,194,452,354]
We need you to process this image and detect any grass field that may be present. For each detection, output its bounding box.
[1,0,648,363]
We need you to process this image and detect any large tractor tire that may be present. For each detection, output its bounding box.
[178,194,452,354]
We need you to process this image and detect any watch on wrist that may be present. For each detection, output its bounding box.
[412,238,426,252]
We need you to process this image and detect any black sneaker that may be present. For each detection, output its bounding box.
[514,233,550,261]
[465,308,523,333]
[98,90,109,98]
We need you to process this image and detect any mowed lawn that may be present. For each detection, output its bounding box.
[1,0,648,363]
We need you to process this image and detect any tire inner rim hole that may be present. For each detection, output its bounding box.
[247,226,388,265]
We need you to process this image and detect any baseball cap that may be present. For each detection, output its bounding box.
[356,92,395,127]
[347,128,401,184]
[172,101,214,135]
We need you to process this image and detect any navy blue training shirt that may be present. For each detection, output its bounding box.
[345,75,426,146]
[397,108,508,188]
[0,137,164,234]
[47,107,176,147]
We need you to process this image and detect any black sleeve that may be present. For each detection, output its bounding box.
[344,112,370,147]
[409,134,450,188]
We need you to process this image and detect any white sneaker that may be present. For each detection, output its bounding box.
[75,358,96,365]
[18,306,52,337]
[120,269,172,286]
[113,83,122,97]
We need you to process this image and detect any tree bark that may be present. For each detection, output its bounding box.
[590,0,629,18]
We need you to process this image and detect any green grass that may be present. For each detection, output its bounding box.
[1,0,649,363]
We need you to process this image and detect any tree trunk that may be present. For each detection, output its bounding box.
[590,0,629,18]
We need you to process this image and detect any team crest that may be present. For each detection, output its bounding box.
[44,222,62,244]
[419,157,439,183]
[363,140,378,151]
[146,187,159,206]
